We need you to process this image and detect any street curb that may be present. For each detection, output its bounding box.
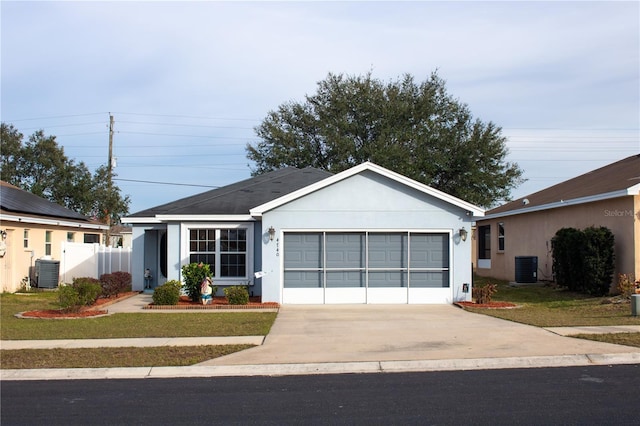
[2,353,638,381]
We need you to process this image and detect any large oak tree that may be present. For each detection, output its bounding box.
[247,72,524,208]
[0,123,130,224]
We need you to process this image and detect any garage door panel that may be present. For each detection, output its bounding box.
[410,271,449,288]
[284,233,322,269]
[283,271,322,288]
[326,271,365,288]
[368,271,407,288]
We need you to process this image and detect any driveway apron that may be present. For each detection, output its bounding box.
[202,305,640,366]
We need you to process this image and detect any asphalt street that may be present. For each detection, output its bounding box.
[2,364,638,425]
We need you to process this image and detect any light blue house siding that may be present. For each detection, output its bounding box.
[131,221,262,295]
[127,163,482,304]
[257,170,475,304]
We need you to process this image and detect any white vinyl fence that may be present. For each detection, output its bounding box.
[60,242,132,283]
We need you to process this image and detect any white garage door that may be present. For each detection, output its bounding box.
[283,232,450,304]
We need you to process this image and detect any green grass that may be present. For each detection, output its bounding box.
[1,293,277,340]
[468,276,640,327]
[572,332,640,348]
[0,345,254,369]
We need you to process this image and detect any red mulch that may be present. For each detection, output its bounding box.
[19,291,140,319]
[456,301,518,309]
[172,296,279,308]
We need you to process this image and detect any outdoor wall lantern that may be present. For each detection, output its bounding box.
[0,230,6,240]
[268,226,276,241]
[459,227,468,242]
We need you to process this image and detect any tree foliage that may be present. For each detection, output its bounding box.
[247,71,524,207]
[0,122,130,223]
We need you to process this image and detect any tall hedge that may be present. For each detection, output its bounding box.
[551,226,615,295]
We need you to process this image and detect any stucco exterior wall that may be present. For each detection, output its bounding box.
[475,196,639,286]
[0,222,103,292]
[260,171,474,304]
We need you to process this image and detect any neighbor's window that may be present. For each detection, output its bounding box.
[67,232,75,242]
[45,231,52,256]
[188,227,248,278]
[478,225,491,259]
[84,233,100,244]
[23,229,29,249]
[498,223,505,252]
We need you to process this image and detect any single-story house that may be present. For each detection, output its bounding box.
[0,181,109,292]
[123,162,484,304]
[474,154,640,286]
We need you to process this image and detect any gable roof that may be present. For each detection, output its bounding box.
[483,154,640,219]
[0,181,108,229]
[125,167,333,220]
[250,162,485,217]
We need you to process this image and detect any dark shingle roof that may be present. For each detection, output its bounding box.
[0,181,94,222]
[488,154,640,215]
[128,167,333,217]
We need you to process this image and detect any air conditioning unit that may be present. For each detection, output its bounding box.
[515,256,538,283]
[35,259,60,288]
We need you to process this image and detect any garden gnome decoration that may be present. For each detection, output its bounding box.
[201,277,213,305]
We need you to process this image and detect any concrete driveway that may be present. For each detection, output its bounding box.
[203,305,640,366]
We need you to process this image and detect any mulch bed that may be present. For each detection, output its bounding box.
[17,291,140,319]
[455,301,518,309]
[145,296,280,310]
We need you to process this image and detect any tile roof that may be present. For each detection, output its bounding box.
[487,154,640,216]
[127,167,334,217]
[0,181,94,222]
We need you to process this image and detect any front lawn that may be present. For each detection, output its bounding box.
[468,276,640,327]
[0,292,277,340]
[0,345,255,369]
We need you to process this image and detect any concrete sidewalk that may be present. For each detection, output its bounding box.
[2,295,639,381]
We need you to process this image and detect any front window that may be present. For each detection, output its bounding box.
[23,229,29,249]
[67,232,75,242]
[187,227,248,279]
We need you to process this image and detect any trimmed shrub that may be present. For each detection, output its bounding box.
[71,277,102,306]
[224,285,249,305]
[181,262,212,302]
[99,271,132,298]
[152,280,181,305]
[552,226,615,296]
[59,278,101,312]
[58,285,81,312]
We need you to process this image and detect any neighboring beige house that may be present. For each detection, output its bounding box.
[474,154,640,287]
[0,181,109,292]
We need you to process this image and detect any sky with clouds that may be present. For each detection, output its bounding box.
[2,1,638,214]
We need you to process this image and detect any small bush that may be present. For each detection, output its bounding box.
[100,271,132,298]
[473,283,497,304]
[58,285,81,312]
[71,277,102,306]
[224,285,249,305]
[181,262,212,302]
[153,280,181,305]
[616,274,637,299]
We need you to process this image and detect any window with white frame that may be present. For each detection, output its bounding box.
[45,231,52,256]
[23,229,29,249]
[187,226,249,279]
[498,223,505,252]
[67,232,75,242]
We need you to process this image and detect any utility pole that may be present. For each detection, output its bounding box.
[106,114,114,247]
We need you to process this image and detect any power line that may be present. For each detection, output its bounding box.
[114,178,221,188]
